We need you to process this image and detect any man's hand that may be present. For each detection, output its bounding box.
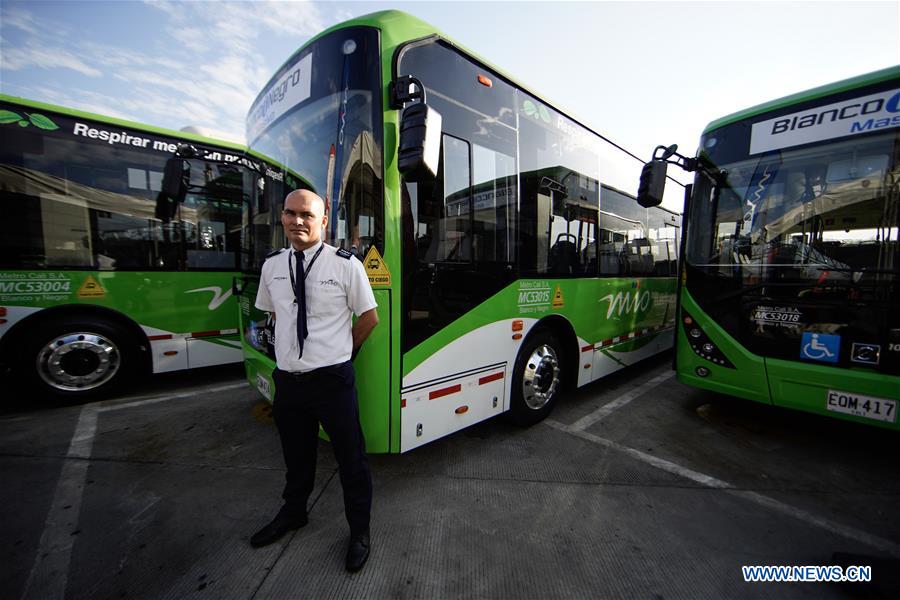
[351,308,379,359]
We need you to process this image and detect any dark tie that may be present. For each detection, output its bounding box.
[294,251,308,358]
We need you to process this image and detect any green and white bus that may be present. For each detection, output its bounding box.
[638,66,900,430]
[0,95,250,400]
[240,10,682,452]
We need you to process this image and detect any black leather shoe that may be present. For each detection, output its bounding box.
[345,533,370,572]
[250,509,308,548]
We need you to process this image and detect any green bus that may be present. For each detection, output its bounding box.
[0,95,251,400]
[240,10,683,453]
[638,66,900,430]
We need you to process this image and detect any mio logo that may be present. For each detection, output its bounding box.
[185,286,232,311]
[599,290,651,319]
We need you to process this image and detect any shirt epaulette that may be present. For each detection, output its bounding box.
[336,248,353,259]
[265,248,285,259]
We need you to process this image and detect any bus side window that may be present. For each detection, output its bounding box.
[439,135,471,262]
[472,144,516,264]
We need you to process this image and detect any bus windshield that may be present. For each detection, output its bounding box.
[246,26,383,256]
[687,129,899,292]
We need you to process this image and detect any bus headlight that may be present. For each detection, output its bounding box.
[681,309,735,369]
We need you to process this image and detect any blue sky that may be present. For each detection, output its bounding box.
[2,0,898,200]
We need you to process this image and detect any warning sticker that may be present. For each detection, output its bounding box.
[77,275,106,299]
[552,284,564,308]
[363,246,391,287]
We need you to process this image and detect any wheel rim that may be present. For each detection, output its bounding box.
[521,343,560,410]
[36,332,121,392]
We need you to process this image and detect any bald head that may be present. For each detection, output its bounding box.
[285,189,326,213]
[282,189,328,251]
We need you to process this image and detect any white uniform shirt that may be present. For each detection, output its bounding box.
[255,242,377,372]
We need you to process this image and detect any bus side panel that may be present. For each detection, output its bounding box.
[586,277,677,383]
[238,277,275,403]
[676,290,772,404]
[766,359,900,430]
[354,290,393,454]
[400,276,679,450]
[0,270,241,376]
[591,330,674,382]
[185,335,242,369]
[401,359,507,452]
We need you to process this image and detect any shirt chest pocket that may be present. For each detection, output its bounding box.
[267,276,295,308]
[305,280,346,319]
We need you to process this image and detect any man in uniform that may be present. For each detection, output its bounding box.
[250,189,379,573]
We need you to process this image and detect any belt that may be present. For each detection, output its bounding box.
[283,361,350,379]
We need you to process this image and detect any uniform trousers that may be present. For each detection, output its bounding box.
[271,361,372,537]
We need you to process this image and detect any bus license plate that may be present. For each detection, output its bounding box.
[256,373,271,400]
[827,390,896,423]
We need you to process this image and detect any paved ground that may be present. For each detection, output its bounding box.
[2,356,899,599]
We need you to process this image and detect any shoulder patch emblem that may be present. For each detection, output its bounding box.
[336,248,352,259]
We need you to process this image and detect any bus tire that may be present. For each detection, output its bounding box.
[509,330,563,426]
[22,316,137,401]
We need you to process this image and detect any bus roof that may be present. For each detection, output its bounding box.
[0,93,248,151]
[703,65,900,135]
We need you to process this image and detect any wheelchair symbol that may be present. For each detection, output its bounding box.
[803,338,833,360]
[800,332,839,363]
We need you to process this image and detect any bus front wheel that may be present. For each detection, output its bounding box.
[509,330,563,426]
[23,316,137,400]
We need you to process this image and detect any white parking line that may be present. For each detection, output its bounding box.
[20,382,248,600]
[569,371,674,431]
[21,408,98,600]
[545,421,900,558]
[95,382,248,413]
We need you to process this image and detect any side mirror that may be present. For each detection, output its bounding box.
[162,157,189,203]
[398,102,442,181]
[658,144,679,161]
[637,160,667,208]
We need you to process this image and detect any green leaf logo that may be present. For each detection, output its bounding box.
[28,113,59,130]
[523,99,537,118]
[538,105,551,124]
[0,110,23,125]
[522,100,552,124]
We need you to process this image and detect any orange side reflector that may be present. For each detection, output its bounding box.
[512,333,523,341]
[455,406,469,415]
[0,319,6,325]
[0,306,7,317]
[477,74,492,88]
[163,351,178,356]
[512,320,523,332]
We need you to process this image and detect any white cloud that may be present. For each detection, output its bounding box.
[2,42,103,77]
[1,6,40,34]
[148,0,325,52]
[249,1,326,38]
[167,26,211,54]
[3,0,342,142]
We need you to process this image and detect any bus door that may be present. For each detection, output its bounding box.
[398,41,519,449]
